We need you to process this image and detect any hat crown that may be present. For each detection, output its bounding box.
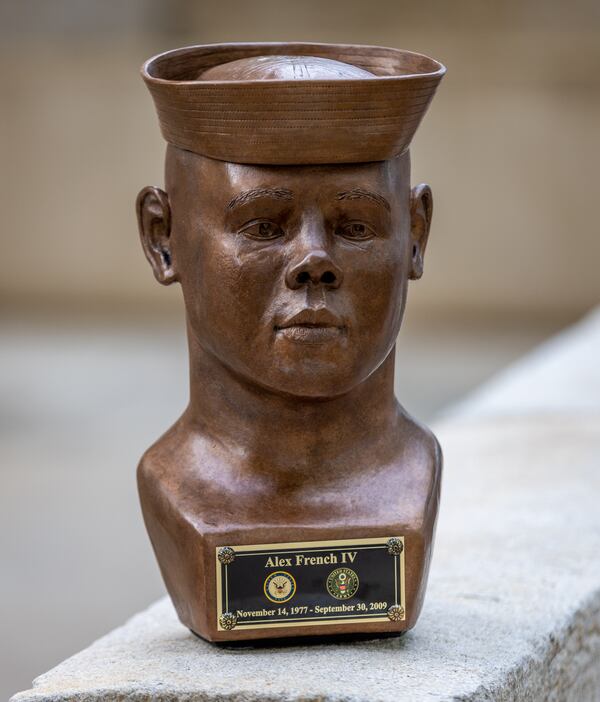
[199,55,376,81]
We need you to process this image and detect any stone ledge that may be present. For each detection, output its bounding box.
[11,310,600,701]
[448,307,600,419]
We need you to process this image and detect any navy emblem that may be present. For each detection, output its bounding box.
[264,571,296,603]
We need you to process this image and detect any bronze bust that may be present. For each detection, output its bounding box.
[137,42,445,642]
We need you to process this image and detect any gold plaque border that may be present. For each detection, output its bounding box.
[216,536,405,631]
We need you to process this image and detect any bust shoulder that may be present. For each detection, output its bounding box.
[137,416,199,502]
[137,417,215,532]
[389,409,443,518]
[403,412,443,478]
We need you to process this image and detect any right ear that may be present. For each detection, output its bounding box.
[136,186,177,285]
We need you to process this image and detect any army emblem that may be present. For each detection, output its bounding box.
[264,571,296,603]
[326,567,359,600]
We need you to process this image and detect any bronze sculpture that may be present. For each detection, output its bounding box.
[137,42,445,642]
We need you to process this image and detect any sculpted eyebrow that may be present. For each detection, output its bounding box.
[336,188,391,212]
[227,187,294,210]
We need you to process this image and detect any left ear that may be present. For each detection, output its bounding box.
[409,183,433,280]
[136,185,177,285]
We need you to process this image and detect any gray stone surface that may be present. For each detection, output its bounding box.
[449,307,600,418]
[10,309,600,701]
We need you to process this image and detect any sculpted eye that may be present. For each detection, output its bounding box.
[335,222,375,241]
[240,220,284,240]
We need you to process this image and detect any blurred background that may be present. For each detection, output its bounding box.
[1,0,599,698]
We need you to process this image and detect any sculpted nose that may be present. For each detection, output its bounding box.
[285,250,343,290]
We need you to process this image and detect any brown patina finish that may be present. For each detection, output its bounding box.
[136,44,445,642]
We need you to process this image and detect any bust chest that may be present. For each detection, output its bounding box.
[138,442,440,642]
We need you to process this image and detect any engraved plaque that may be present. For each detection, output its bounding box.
[216,537,405,631]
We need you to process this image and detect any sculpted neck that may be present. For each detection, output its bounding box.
[184,326,399,481]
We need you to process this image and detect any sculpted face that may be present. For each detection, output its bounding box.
[137,146,432,398]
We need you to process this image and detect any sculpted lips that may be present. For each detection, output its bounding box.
[275,308,346,344]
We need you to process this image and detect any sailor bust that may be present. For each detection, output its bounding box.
[136,42,445,642]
